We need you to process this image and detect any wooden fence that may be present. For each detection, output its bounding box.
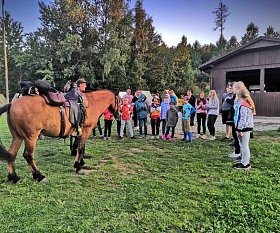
[250,92,280,117]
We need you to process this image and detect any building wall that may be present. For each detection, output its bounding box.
[210,46,280,116]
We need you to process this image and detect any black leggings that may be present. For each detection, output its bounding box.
[197,113,206,134]
[232,125,241,154]
[151,118,160,136]
[207,114,218,136]
[93,118,103,136]
[104,120,113,137]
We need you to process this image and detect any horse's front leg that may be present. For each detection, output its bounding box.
[23,137,48,182]
[74,127,93,173]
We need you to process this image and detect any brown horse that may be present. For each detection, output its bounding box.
[0,90,120,183]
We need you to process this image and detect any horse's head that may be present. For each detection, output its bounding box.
[108,94,121,118]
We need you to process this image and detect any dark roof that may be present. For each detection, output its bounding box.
[199,36,280,72]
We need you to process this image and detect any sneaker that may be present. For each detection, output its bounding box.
[233,163,251,170]
[100,135,104,138]
[118,136,123,140]
[196,134,201,139]
[188,140,192,143]
[228,152,241,158]
[107,137,111,140]
[135,126,139,131]
[170,138,174,141]
[201,135,208,140]
[234,156,242,164]
[103,137,107,141]
[156,135,160,139]
[150,136,155,139]
[166,134,171,139]
[209,136,216,141]
[161,134,165,139]
[131,136,136,139]
[139,135,143,139]
[163,137,166,141]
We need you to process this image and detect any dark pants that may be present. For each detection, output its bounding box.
[104,120,112,137]
[133,110,138,127]
[165,126,175,138]
[117,120,126,136]
[190,113,195,127]
[93,118,103,136]
[139,117,147,136]
[197,113,207,135]
[161,119,167,135]
[232,125,241,154]
[207,114,218,136]
[151,118,160,136]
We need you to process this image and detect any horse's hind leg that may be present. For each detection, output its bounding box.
[7,138,23,183]
[23,138,47,182]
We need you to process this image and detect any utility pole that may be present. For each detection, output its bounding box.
[2,0,9,103]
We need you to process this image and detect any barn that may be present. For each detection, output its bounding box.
[199,36,280,117]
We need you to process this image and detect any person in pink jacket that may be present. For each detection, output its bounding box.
[195,92,208,139]
[103,108,114,140]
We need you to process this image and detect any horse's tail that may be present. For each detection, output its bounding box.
[0,103,12,162]
[0,103,10,116]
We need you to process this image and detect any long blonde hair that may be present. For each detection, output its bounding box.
[209,89,217,105]
[233,82,256,115]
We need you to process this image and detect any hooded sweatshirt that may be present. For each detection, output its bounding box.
[136,93,148,119]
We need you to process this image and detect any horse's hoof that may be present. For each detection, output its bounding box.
[7,173,20,184]
[76,169,84,174]
[40,177,48,183]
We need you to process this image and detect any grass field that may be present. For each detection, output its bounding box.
[0,114,280,233]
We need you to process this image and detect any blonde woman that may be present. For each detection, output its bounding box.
[233,88,254,169]
[206,90,220,140]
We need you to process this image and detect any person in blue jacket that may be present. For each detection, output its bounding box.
[136,93,149,138]
[160,94,170,139]
[182,96,196,142]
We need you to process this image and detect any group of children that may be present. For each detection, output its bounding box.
[97,84,255,170]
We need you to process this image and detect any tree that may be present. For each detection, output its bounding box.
[227,35,239,50]
[212,1,230,40]
[241,22,259,45]
[0,11,24,98]
[264,25,280,38]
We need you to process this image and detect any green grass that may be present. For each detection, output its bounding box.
[0,114,280,232]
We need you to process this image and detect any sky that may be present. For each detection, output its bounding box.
[4,0,280,46]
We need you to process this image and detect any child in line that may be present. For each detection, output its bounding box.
[103,108,114,140]
[233,88,254,170]
[182,96,195,142]
[164,101,178,141]
[136,94,149,138]
[160,94,170,139]
[119,97,135,139]
[206,90,219,140]
[150,96,161,139]
[195,92,208,139]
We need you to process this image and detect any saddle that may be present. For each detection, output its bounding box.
[19,80,86,138]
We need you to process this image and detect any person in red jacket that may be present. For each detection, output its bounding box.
[103,108,114,140]
[119,97,135,139]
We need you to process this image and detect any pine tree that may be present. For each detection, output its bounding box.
[227,36,239,50]
[264,25,280,38]
[212,2,230,40]
[241,22,259,45]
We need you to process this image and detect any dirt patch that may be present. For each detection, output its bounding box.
[114,161,136,176]
[129,148,145,153]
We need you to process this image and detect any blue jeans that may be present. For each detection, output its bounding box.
[139,117,147,136]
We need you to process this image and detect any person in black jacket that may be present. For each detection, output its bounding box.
[132,89,142,130]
